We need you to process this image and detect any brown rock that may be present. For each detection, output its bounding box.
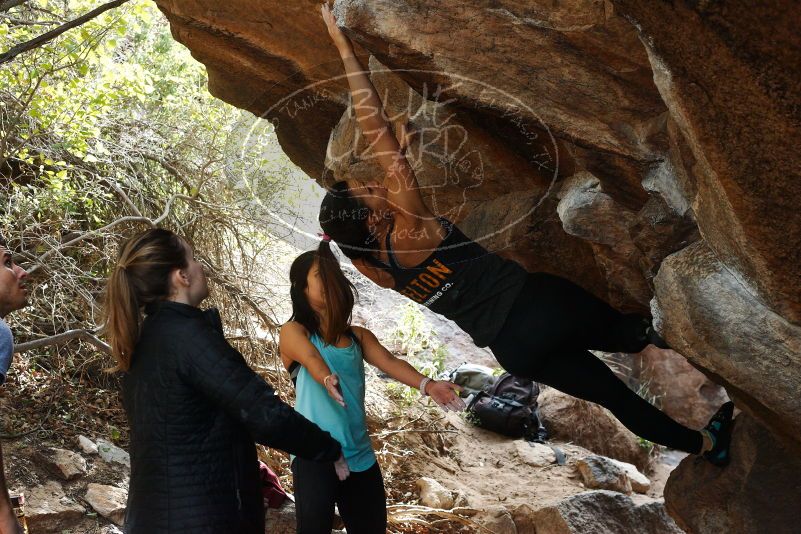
[665,414,801,534]
[575,455,632,494]
[616,0,801,323]
[85,483,127,526]
[557,172,652,309]
[415,477,454,509]
[519,490,682,534]
[25,481,85,532]
[653,241,801,451]
[539,388,652,471]
[636,346,729,429]
[40,447,88,481]
[475,505,517,534]
[606,458,651,495]
[151,0,680,312]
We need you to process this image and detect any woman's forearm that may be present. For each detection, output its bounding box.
[338,47,394,143]
[301,352,335,386]
[382,356,428,391]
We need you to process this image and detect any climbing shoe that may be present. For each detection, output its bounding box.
[645,323,670,349]
[701,401,735,466]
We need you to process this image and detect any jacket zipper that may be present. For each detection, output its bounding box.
[232,446,242,513]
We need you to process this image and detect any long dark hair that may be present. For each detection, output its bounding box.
[104,228,187,371]
[288,240,356,346]
[318,181,375,261]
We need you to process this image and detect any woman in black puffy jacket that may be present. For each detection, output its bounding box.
[104,228,346,533]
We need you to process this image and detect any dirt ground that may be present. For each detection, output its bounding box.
[2,371,681,534]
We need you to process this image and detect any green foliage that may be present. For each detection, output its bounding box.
[384,381,418,409]
[0,0,290,387]
[389,302,447,378]
[380,304,450,410]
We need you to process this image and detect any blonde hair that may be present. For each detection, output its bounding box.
[104,228,187,371]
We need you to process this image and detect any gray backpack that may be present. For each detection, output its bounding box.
[448,363,498,398]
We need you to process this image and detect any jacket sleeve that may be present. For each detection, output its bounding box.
[177,325,342,462]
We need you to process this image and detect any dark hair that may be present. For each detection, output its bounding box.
[104,228,188,371]
[319,181,375,260]
[0,234,6,248]
[288,240,356,346]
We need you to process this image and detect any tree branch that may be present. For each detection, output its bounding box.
[0,0,31,13]
[14,328,111,355]
[0,0,129,65]
[29,193,194,272]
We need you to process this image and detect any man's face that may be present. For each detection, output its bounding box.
[0,245,29,317]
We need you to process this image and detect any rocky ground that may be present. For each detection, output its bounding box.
[3,372,693,533]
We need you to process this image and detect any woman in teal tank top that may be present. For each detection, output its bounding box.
[279,241,465,534]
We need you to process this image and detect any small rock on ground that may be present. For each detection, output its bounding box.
[41,447,88,480]
[96,439,130,468]
[416,477,454,509]
[85,483,127,526]
[24,480,85,532]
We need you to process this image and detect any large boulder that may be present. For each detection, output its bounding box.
[152,0,801,529]
[664,414,801,534]
[513,490,683,534]
[654,242,801,450]
[539,388,652,471]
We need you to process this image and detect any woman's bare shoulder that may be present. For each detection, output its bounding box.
[350,325,379,341]
[280,321,309,338]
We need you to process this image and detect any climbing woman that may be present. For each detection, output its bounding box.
[318,4,734,466]
[104,228,346,534]
[279,238,465,534]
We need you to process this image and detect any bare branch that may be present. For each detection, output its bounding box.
[29,193,194,272]
[14,328,111,355]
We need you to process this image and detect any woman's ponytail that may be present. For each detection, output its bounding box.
[103,228,187,372]
[316,240,355,345]
[105,264,140,371]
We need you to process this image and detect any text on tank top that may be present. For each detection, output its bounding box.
[363,217,528,347]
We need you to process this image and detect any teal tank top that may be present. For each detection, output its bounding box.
[291,331,376,472]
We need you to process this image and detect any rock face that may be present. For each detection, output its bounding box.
[153,1,801,530]
[664,414,801,534]
[635,346,729,429]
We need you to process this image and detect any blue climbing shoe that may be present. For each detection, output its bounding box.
[702,401,735,466]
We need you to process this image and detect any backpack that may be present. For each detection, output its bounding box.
[467,372,548,443]
[448,363,498,398]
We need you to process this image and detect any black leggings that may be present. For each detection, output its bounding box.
[489,272,703,454]
[291,458,387,534]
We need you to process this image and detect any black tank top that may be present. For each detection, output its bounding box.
[364,217,528,347]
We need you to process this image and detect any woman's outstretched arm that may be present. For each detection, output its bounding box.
[352,326,465,411]
[321,4,429,220]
